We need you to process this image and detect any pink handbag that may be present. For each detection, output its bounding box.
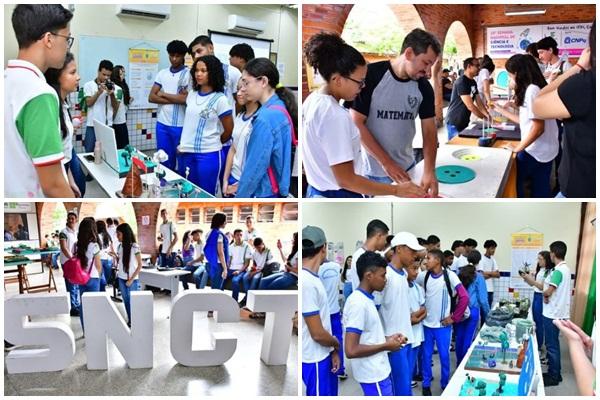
[62,244,93,285]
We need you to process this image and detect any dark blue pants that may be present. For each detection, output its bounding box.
[160,252,176,268]
[412,344,424,378]
[84,126,96,153]
[544,315,561,379]
[409,344,422,379]
[99,259,113,291]
[360,375,393,396]
[64,278,80,311]
[446,123,459,141]
[118,278,140,324]
[180,264,198,290]
[532,292,544,350]
[178,150,223,196]
[329,312,345,376]
[516,150,553,198]
[306,185,364,198]
[242,270,263,291]
[65,147,86,197]
[389,343,412,395]
[302,354,338,396]
[455,306,480,367]
[209,264,234,290]
[423,325,452,389]
[258,271,297,290]
[155,121,182,171]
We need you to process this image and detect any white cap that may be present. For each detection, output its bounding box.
[390,232,425,251]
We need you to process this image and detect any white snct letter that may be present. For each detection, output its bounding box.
[83,291,154,369]
[247,290,298,365]
[4,293,75,373]
[170,290,239,366]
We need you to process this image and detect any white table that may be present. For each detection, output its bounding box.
[443,305,545,396]
[77,153,213,198]
[138,269,190,301]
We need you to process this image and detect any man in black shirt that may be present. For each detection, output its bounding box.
[445,57,490,140]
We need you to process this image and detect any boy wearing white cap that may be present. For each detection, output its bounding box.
[302,226,340,396]
[378,232,424,395]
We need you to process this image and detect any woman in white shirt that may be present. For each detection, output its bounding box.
[178,55,233,196]
[222,81,260,196]
[303,32,424,198]
[96,220,115,291]
[115,223,142,326]
[475,55,495,107]
[75,217,103,331]
[493,54,558,197]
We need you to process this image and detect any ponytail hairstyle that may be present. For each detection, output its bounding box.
[244,57,297,134]
[505,54,547,107]
[76,217,97,268]
[44,51,75,139]
[96,220,111,249]
[303,32,366,82]
[116,223,136,277]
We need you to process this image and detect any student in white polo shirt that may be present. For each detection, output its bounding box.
[243,216,260,247]
[344,251,406,396]
[302,226,340,396]
[479,239,500,322]
[148,40,191,171]
[59,211,79,316]
[349,219,390,291]
[449,240,465,272]
[158,209,178,268]
[229,228,252,302]
[378,232,424,395]
[5,4,75,198]
[542,241,571,386]
[242,237,273,291]
[406,254,426,388]
[318,259,346,379]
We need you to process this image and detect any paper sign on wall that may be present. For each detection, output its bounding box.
[141,216,150,226]
[128,49,160,110]
[510,232,543,289]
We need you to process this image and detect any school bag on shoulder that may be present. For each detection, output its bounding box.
[424,267,470,321]
[62,243,93,285]
[265,104,297,196]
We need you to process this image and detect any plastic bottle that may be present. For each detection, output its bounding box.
[94,141,102,164]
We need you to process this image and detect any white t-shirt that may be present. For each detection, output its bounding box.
[542,261,571,319]
[112,84,127,125]
[154,66,191,127]
[343,288,392,384]
[408,281,425,346]
[83,80,118,127]
[179,91,232,153]
[192,240,204,266]
[519,84,559,163]
[302,268,333,363]
[59,226,78,264]
[80,241,100,279]
[230,112,255,180]
[61,102,74,163]
[475,68,491,102]
[416,269,462,328]
[5,59,67,198]
[533,268,550,294]
[243,228,260,244]
[349,247,366,291]
[160,221,175,251]
[318,261,342,315]
[289,252,298,277]
[107,225,118,246]
[456,254,468,269]
[222,63,241,110]
[302,92,364,191]
[117,242,141,280]
[98,233,113,260]
[378,265,414,344]
[252,248,273,270]
[229,241,252,270]
[479,254,498,293]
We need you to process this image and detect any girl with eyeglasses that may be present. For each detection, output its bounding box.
[302,33,425,198]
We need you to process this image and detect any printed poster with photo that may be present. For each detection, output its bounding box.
[510,232,543,289]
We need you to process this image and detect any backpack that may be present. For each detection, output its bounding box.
[265,104,297,196]
[424,267,470,321]
[62,243,94,285]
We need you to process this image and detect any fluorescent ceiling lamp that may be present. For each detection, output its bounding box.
[504,5,547,16]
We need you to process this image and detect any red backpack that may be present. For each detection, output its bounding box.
[62,244,93,285]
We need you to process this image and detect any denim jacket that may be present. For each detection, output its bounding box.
[236,94,292,198]
[467,272,490,315]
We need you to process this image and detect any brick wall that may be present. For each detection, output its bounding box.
[132,202,162,256]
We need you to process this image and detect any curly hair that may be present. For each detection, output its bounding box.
[191,55,224,93]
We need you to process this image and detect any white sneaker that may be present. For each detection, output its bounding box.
[411,381,418,388]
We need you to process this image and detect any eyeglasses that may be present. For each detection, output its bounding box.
[344,75,366,89]
[50,32,74,49]
[240,76,263,88]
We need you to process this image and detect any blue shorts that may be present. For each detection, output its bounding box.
[302,354,338,396]
[360,375,394,396]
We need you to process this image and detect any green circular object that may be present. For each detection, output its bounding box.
[459,154,482,161]
[435,165,476,184]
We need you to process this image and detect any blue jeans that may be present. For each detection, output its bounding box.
[99,259,113,291]
[242,270,263,292]
[79,277,100,331]
[455,306,480,367]
[533,292,544,350]
[367,175,393,184]
[423,325,452,390]
[155,121,183,171]
[306,185,364,198]
[446,123,459,141]
[118,278,140,324]
[193,264,209,288]
[178,151,222,196]
[180,264,198,290]
[388,344,412,395]
[231,272,246,301]
[329,312,345,375]
[65,147,86,197]
[84,126,96,153]
[160,252,176,268]
[64,278,80,311]
[544,315,562,379]
[555,191,566,198]
[360,376,393,396]
[516,150,553,198]
[208,263,233,290]
[258,271,298,290]
[343,281,353,300]
[302,354,338,396]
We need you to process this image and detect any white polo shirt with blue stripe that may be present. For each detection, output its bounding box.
[416,269,461,328]
[378,265,415,344]
[154,66,191,127]
[222,63,241,109]
[343,288,391,383]
[302,268,332,364]
[179,91,232,153]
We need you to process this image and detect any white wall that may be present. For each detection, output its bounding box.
[303,201,583,272]
[4,4,298,86]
